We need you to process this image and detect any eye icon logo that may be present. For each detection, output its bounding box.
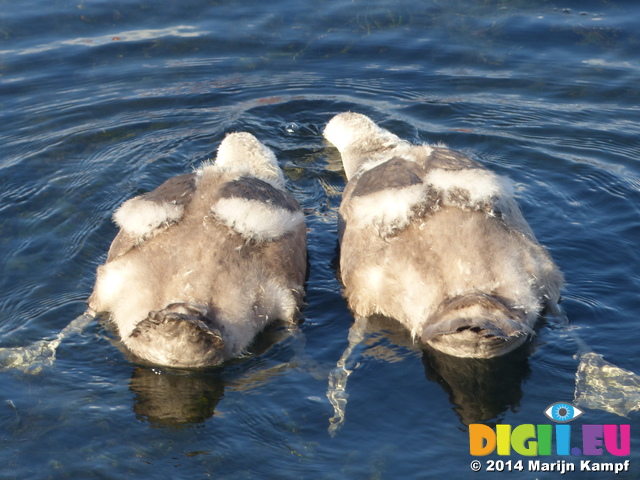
[544,402,584,423]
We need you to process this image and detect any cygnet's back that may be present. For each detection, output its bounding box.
[89,132,307,368]
[324,112,562,358]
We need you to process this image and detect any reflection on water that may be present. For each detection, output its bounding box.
[327,314,533,432]
[2,0,640,477]
[128,321,327,428]
[423,344,532,426]
[128,310,533,430]
[130,368,224,427]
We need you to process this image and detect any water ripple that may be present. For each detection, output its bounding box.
[2,0,640,476]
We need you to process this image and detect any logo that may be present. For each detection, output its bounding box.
[469,402,630,457]
[543,402,584,423]
[468,402,631,474]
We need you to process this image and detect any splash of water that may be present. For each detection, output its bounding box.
[0,311,94,374]
[326,316,367,436]
[574,352,640,417]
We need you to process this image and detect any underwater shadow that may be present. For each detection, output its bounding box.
[327,313,534,434]
[422,342,533,426]
[327,311,536,433]
[129,367,225,427]
[126,320,309,428]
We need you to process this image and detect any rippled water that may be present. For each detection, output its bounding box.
[1,0,640,478]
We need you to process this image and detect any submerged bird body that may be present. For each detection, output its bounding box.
[325,112,562,358]
[89,133,306,368]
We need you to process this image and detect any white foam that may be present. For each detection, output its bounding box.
[212,197,304,242]
[113,198,184,238]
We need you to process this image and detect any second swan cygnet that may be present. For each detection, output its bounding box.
[324,112,563,358]
[88,132,307,368]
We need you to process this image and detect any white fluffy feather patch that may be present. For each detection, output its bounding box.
[348,183,427,236]
[212,197,304,242]
[261,280,298,322]
[425,168,511,207]
[113,198,184,238]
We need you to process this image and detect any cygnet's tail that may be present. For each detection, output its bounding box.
[422,294,533,358]
[126,303,225,369]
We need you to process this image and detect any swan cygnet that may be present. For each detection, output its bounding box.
[88,132,307,368]
[324,112,563,358]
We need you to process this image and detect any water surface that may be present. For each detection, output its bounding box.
[1,0,639,478]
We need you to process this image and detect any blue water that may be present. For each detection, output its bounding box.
[1,0,640,478]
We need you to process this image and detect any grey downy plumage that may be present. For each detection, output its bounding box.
[325,112,563,359]
[88,132,307,368]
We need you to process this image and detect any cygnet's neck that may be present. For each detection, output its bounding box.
[214,133,285,189]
